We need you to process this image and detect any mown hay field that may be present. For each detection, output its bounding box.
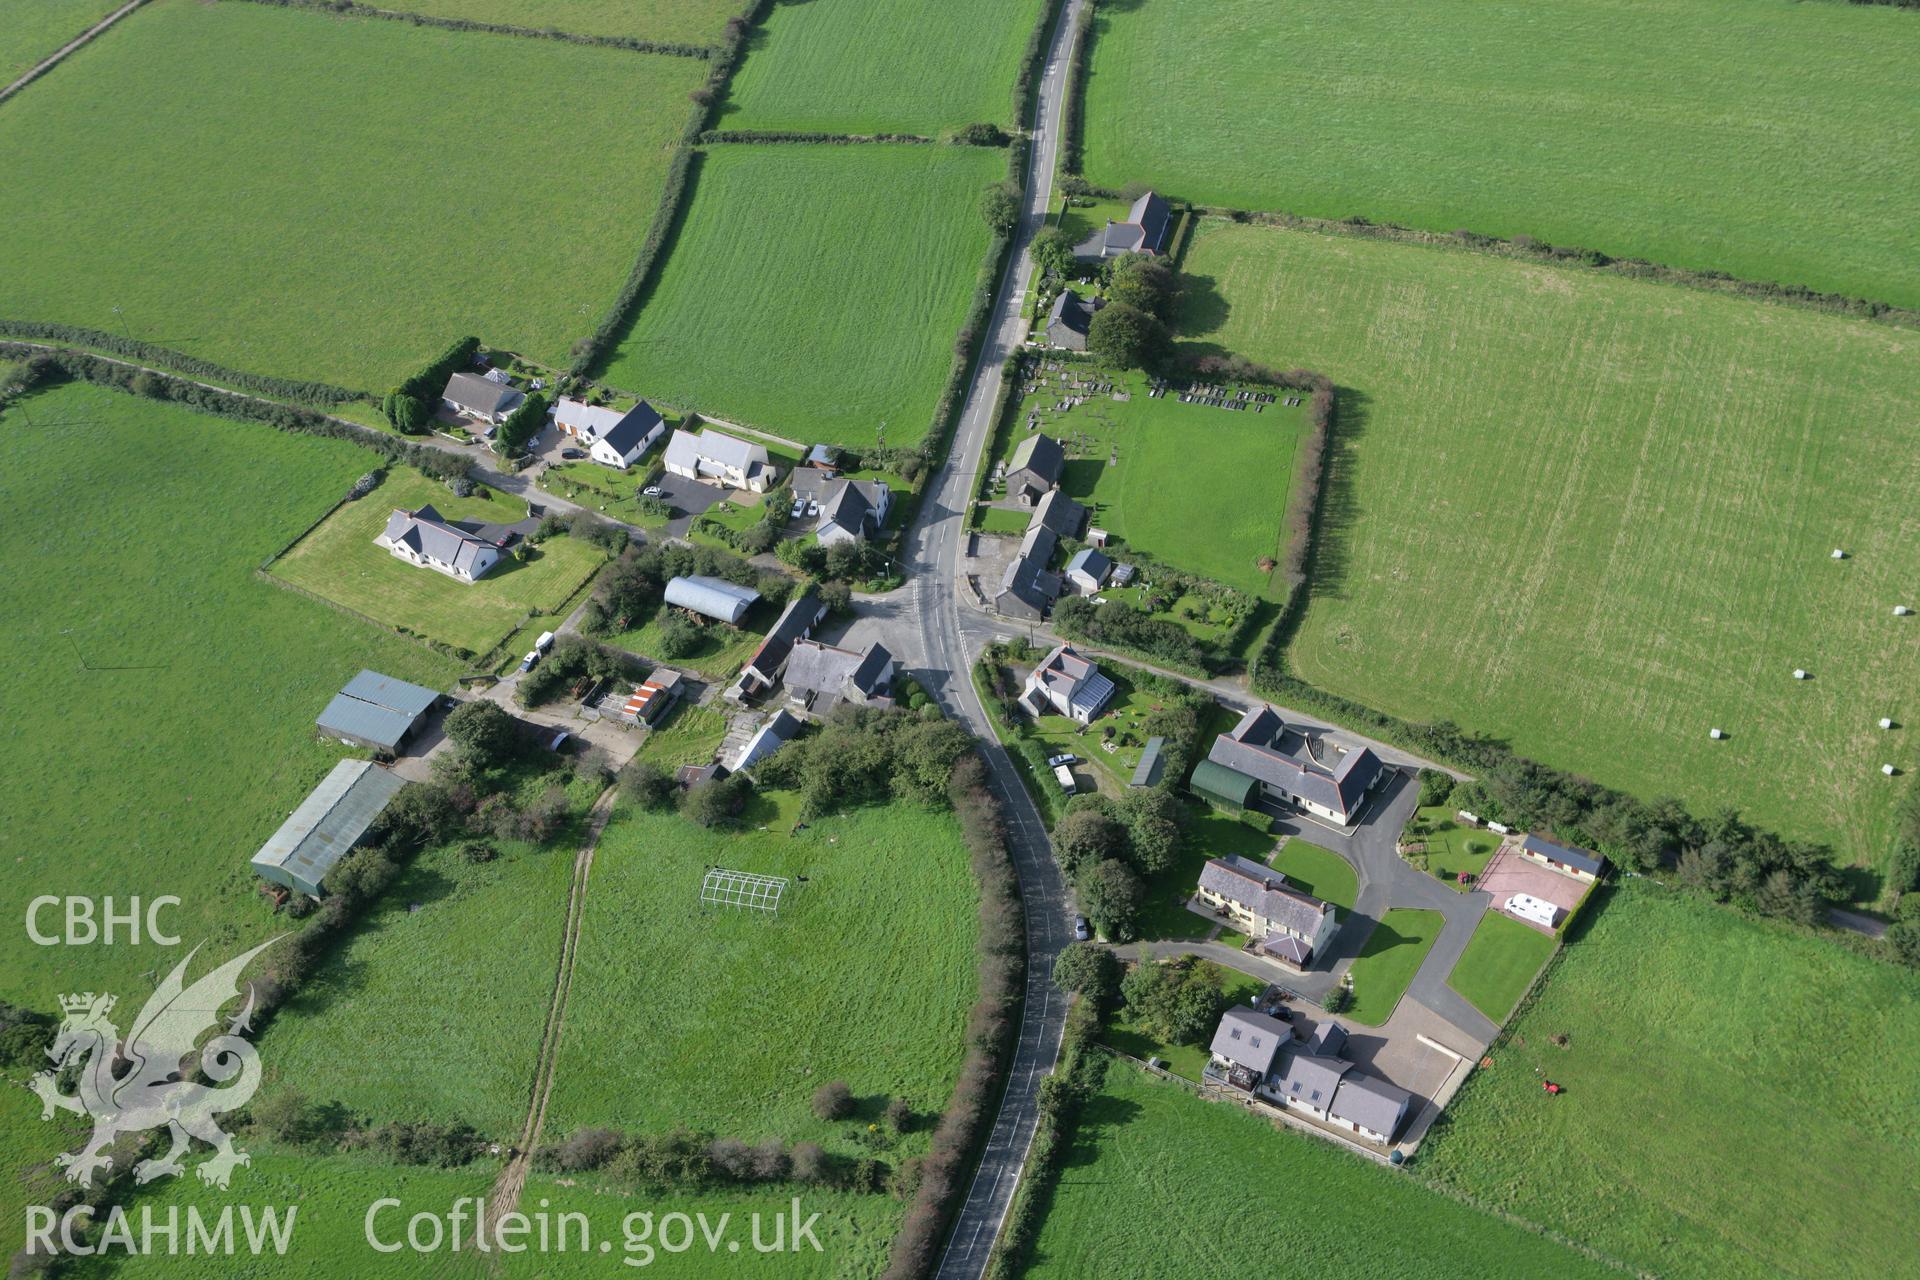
[272,470,610,658]
[1024,1057,1621,1280]
[0,0,704,389]
[0,383,459,1006]
[0,0,116,80]
[720,0,1047,134]
[1182,219,1920,886]
[1421,883,1920,1278]
[598,144,1003,449]
[546,799,980,1151]
[372,0,738,44]
[1082,0,1920,306]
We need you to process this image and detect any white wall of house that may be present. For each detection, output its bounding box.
[384,543,497,583]
[1259,781,1350,827]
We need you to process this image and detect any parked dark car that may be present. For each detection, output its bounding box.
[560,447,585,460]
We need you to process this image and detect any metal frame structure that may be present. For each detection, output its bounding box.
[700,867,788,915]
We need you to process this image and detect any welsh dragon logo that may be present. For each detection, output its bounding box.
[30,938,280,1190]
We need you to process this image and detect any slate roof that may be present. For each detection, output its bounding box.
[745,590,826,682]
[339,669,440,719]
[377,505,504,578]
[1070,191,1173,259]
[1027,488,1086,539]
[596,401,664,455]
[1065,547,1111,584]
[818,480,889,537]
[998,525,1061,611]
[1304,1020,1346,1057]
[250,760,407,895]
[733,708,801,771]
[1046,289,1098,340]
[1130,736,1166,788]
[1260,934,1312,966]
[1521,834,1606,877]
[665,427,769,476]
[1208,1007,1290,1078]
[1205,705,1382,820]
[1196,854,1334,940]
[1027,643,1114,718]
[664,575,759,623]
[1328,1071,1413,1139]
[1007,433,1065,488]
[442,371,522,418]
[1275,1051,1352,1111]
[784,638,892,702]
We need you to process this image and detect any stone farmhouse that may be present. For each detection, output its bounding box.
[734,589,828,700]
[1193,854,1339,968]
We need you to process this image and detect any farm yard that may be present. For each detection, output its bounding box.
[997,366,1306,597]
[720,0,1047,135]
[0,383,460,1004]
[545,799,980,1148]
[368,0,740,44]
[1080,0,1920,307]
[596,143,1004,449]
[0,0,705,389]
[1182,218,1920,887]
[0,0,116,80]
[1441,910,1555,1023]
[1023,1058,1621,1280]
[1421,883,1920,1278]
[271,470,611,659]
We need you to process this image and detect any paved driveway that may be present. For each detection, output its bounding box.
[648,471,727,537]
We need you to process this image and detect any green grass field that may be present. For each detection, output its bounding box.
[1442,911,1555,1023]
[720,0,1046,134]
[597,144,1003,449]
[0,383,460,1005]
[0,0,703,389]
[1082,0,1920,307]
[272,470,609,658]
[1183,219,1920,889]
[1341,908,1441,1025]
[1422,883,1920,1278]
[370,0,737,43]
[1002,368,1304,595]
[0,0,114,79]
[259,836,576,1136]
[1269,838,1356,911]
[1025,1057,1620,1279]
[545,800,980,1150]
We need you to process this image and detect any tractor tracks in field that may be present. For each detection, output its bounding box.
[479,785,619,1242]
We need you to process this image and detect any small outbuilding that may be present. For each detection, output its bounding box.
[1129,737,1166,788]
[251,760,408,897]
[1190,758,1258,811]
[1518,833,1605,882]
[1063,547,1111,595]
[663,575,760,624]
[316,669,443,755]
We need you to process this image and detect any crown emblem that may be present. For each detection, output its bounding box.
[59,992,114,1016]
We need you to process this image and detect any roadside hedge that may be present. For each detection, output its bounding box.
[0,318,362,404]
[1009,0,1069,130]
[1058,0,1097,177]
[232,0,716,57]
[397,334,481,404]
[696,130,933,145]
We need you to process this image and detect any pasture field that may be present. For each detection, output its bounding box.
[597,144,1003,449]
[1183,219,1920,887]
[0,0,703,389]
[1081,0,1920,307]
[0,383,459,1004]
[370,0,737,44]
[272,470,610,658]
[1000,367,1304,595]
[720,0,1047,134]
[1341,908,1441,1025]
[1269,838,1356,911]
[0,0,115,80]
[545,799,980,1148]
[1025,1057,1619,1280]
[1421,883,1920,1278]
[260,835,578,1136]
[1441,911,1555,1023]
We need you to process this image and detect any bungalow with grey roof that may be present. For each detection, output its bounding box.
[1005,433,1065,505]
[374,504,509,583]
[1020,643,1114,724]
[788,473,891,546]
[555,397,665,470]
[1518,833,1606,882]
[1194,854,1338,966]
[441,371,524,426]
[1071,191,1173,261]
[664,427,777,493]
[1063,546,1111,595]
[1045,289,1099,351]
[1203,705,1385,827]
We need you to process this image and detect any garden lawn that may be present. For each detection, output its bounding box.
[271,470,610,658]
[1421,883,1920,1279]
[1441,911,1554,1023]
[1025,1057,1620,1280]
[1082,0,1920,306]
[604,596,771,679]
[1269,838,1356,911]
[598,144,1003,449]
[0,384,459,1005]
[1412,807,1498,889]
[0,0,115,80]
[1184,219,1920,890]
[545,800,980,1151]
[720,0,1047,134]
[0,0,704,389]
[369,0,737,44]
[1021,666,1168,786]
[1102,962,1262,1081]
[260,836,577,1136]
[1001,368,1305,595]
[1340,908,1441,1025]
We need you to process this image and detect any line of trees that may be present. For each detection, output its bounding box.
[232,0,718,57]
[0,318,362,404]
[697,129,934,145]
[384,334,480,433]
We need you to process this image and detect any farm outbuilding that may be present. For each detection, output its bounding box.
[1518,833,1605,882]
[664,575,760,624]
[251,759,407,897]
[1190,758,1258,811]
[316,669,443,754]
